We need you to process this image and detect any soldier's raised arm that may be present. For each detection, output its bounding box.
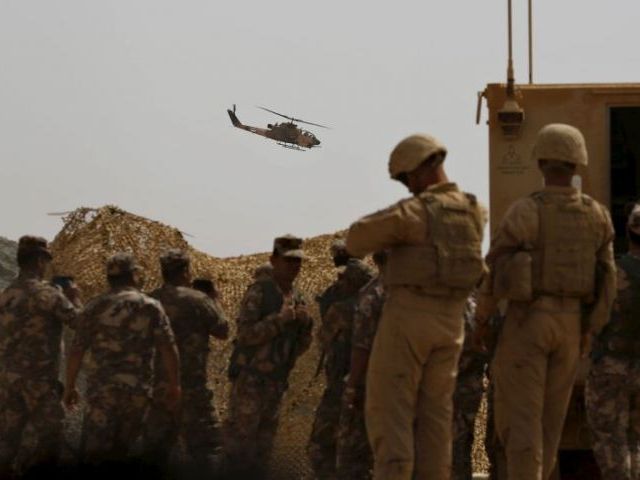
[236,282,290,346]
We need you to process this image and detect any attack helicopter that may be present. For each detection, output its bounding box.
[227,105,329,150]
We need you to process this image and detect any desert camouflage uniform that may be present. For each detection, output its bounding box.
[586,253,640,480]
[143,285,228,466]
[335,275,386,480]
[452,296,489,480]
[225,273,312,475]
[308,259,372,479]
[73,286,175,463]
[0,273,79,473]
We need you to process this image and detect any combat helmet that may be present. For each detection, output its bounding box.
[388,134,447,181]
[531,124,588,166]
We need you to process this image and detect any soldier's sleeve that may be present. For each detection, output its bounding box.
[352,287,378,352]
[346,200,415,258]
[293,294,313,358]
[70,304,93,352]
[52,289,81,330]
[195,294,229,337]
[583,204,617,335]
[151,301,176,346]
[318,303,343,348]
[479,197,538,296]
[236,283,281,347]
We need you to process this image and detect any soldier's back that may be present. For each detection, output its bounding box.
[0,276,76,379]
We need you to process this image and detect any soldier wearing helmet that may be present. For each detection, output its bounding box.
[346,134,487,480]
[142,249,229,475]
[475,124,617,479]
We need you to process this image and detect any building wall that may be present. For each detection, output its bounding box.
[484,83,640,235]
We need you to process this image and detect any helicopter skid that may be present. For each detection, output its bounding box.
[277,142,307,151]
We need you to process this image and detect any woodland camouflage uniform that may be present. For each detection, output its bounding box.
[144,250,229,469]
[452,296,489,480]
[0,236,79,474]
[586,207,640,480]
[335,274,386,480]
[225,236,313,476]
[73,254,176,464]
[307,259,373,479]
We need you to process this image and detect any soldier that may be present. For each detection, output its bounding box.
[475,124,617,479]
[63,253,181,466]
[452,296,489,480]
[346,134,487,480]
[316,239,356,319]
[585,203,640,480]
[0,236,81,476]
[307,259,373,479]
[143,250,229,474]
[224,235,313,477]
[335,250,387,480]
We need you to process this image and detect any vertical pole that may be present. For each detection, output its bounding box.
[528,0,533,84]
[507,0,515,96]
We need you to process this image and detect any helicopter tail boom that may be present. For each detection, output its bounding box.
[227,108,242,127]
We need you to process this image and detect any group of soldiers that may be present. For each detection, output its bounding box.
[0,122,638,480]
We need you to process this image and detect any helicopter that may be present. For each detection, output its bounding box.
[227,105,329,150]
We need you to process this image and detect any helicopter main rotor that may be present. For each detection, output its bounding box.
[257,106,330,129]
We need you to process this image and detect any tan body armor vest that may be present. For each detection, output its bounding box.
[531,191,598,299]
[384,191,486,296]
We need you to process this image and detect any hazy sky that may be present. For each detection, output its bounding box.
[2,1,639,257]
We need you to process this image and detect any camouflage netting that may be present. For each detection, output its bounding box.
[49,205,489,477]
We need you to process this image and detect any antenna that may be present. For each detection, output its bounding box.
[497,0,525,138]
[506,0,515,97]
[528,0,534,84]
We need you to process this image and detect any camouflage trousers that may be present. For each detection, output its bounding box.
[143,385,221,466]
[586,356,640,480]
[0,377,64,475]
[335,386,372,480]
[307,381,345,479]
[452,370,485,480]
[224,371,286,476]
[81,383,149,465]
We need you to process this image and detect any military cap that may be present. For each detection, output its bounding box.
[330,238,347,256]
[160,249,190,271]
[17,235,52,259]
[388,134,447,181]
[628,204,640,235]
[273,235,305,259]
[106,252,140,276]
[532,124,588,166]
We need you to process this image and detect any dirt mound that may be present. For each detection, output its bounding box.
[0,237,18,289]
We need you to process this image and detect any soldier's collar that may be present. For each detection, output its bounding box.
[424,182,458,194]
[542,185,578,195]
